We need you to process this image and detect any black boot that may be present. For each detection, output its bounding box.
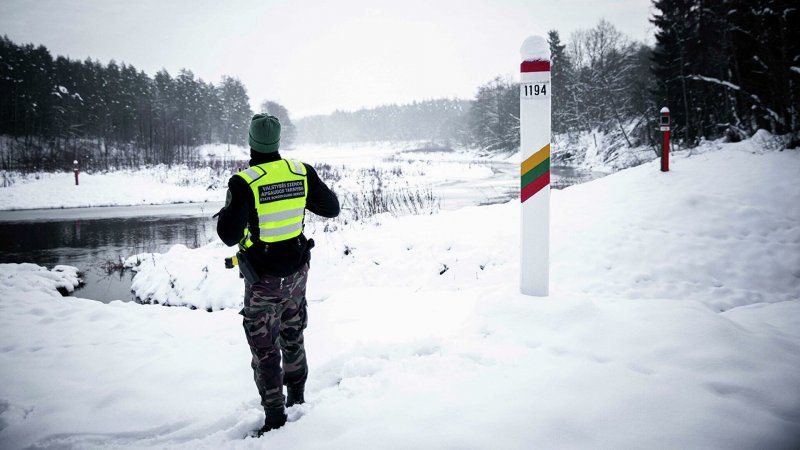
[286,383,305,407]
[257,407,287,436]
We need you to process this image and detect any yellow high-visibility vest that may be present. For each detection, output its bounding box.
[235,159,308,247]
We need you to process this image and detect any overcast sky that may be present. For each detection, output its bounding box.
[1,0,654,118]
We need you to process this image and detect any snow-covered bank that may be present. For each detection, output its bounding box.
[553,127,657,172]
[0,142,502,212]
[0,166,227,211]
[1,136,799,449]
[129,140,800,312]
[3,268,798,449]
[0,263,81,295]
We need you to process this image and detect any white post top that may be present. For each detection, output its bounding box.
[520,35,550,62]
[660,107,670,114]
[73,160,78,164]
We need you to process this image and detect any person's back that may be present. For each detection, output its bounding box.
[215,114,339,435]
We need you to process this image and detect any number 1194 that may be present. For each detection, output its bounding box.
[522,83,548,98]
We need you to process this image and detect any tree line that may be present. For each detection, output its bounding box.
[3,1,797,171]
[0,35,253,170]
[652,0,799,145]
[298,21,656,155]
[301,2,800,153]
[295,99,471,145]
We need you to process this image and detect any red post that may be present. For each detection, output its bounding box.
[73,160,79,185]
[660,107,670,172]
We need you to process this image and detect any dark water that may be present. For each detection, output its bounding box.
[0,208,218,302]
[551,166,607,189]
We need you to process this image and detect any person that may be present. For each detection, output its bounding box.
[216,114,340,435]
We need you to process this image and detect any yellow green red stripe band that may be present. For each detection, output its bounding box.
[521,144,550,175]
[521,158,550,189]
[520,143,551,203]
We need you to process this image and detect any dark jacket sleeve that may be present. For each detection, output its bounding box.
[215,176,249,246]
[305,164,340,218]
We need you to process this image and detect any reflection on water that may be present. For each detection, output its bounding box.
[0,215,216,302]
[551,166,607,189]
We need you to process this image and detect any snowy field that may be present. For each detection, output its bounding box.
[0,165,225,211]
[0,141,511,213]
[1,135,799,449]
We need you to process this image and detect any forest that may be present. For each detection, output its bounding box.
[652,0,798,145]
[0,36,254,170]
[1,0,797,171]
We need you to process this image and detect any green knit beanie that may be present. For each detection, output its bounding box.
[248,114,281,153]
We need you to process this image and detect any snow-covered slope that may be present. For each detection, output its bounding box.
[128,138,799,313]
[0,137,798,449]
[0,166,227,210]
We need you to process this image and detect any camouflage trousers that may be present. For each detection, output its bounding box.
[240,264,309,410]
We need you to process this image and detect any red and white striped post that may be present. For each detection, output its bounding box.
[520,36,551,297]
[660,107,670,172]
[73,160,79,185]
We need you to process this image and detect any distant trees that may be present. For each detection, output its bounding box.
[0,36,253,170]
[461,22,656,155]
[548,30,574,135]
[560,21,657,147]
[652,0,800,145]
[260,100,296,149]
[295,99,470,145]
[467,77,519,152]
[293,22,656,156]
[217,76,252,152]
[7,2,794,173]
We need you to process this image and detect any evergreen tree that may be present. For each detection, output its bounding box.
[468,77,519,153]
[548,30,574,135]
[0,36,257,169]
[218,76,252,149]
[294,98,469,144]
[260,100,296,148]
[651,0,799,144]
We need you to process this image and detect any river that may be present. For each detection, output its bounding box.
[0,203,221,302]
[0,165,604,303]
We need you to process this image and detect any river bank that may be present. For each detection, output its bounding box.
[1,135,798,448]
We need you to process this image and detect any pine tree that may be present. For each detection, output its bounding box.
[260,100,296,148]
[652,0,701,143]
[218,76,252,149]
[548,30,574,134]
[468,77,519,153]
[652,0,800,144]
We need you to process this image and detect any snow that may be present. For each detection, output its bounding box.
[127,138,800,314]
[0,263,81,296]
[192,143,250,160]
[0,141,510,214]
[553,126,655,172]
[0,167,224,210]
[520,35,550,61]
[1,134,799,448]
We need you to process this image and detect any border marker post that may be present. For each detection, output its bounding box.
[520,36,551,297]
[660,107,670,172]
[73,160,79,186]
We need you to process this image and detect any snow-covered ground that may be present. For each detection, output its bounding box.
[550,123,657,172]
[0,142,508,212]
[0,166,226,211]
[1,135,799,449]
